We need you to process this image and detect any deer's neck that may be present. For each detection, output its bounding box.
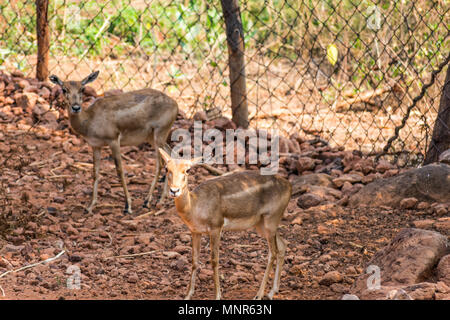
[174,188,193,222]
[69,111,90,136]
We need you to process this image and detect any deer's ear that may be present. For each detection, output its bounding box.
[81,70,99,85]
[159,148,171,163]
[49,75,63,86]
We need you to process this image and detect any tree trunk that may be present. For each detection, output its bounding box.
[220,0,249,128]
[424,64,450,164]
[36,0,50,81]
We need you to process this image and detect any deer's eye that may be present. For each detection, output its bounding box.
[80,87,85,94]
[62,87,68,94]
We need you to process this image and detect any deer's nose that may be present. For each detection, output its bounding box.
[169,188,180,197]
[71,104,81,113]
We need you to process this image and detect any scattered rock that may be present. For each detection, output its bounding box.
[351,228,449,299]
[350,164,450,207]
[2,244,24,253]
[412,219,434,229]
[296,157,316,173]
[127,272,139,283]
[400,197,418,209]
[290,173,334,195]
[297,193,322,209]
[434,204,448,216]
[332,173,362,188]
[417,202,431,210]
[439,149,450,164]
[319,271,343,286]
[434,217,450,233]
[15,92,38,110]
[291,216,303,225]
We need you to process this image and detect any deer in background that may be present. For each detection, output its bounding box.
[159,148,292,300]
[49,71,178,214]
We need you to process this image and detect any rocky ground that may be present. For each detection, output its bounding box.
[0,70,449,300]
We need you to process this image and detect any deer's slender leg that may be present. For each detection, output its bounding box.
[185,233,201,300]
[268,233,286,299]
[158,172,169,204]
[209,228,222,300]
[87,147,101,214]
[110,139,132,214]
[255,232,277,300]
[143,147,162,208]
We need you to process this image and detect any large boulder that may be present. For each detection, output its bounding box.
[350,228,449,300]
[437,254,450,287]
[290,173,335,195]
[349,163,450,207]
[439,149,450,164]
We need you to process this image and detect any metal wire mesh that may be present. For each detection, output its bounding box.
[0,0,449,166]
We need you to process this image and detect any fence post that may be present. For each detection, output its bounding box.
[220,0,248,128]
[36,0,50,81]
[424,63,450,164]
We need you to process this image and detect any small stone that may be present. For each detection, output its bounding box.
[400,197,418,209]
[291,216,303,225]
[375,160,394,173]
[437,254,450,287]
[417,202,430,210]
[332,174,362,188]
[296,157,316,173]
[317,224,333,235]
[330,283,347,293]
[289,265,305,276]
[435,217,450,233]
[3,244,24,253]
[436,281,449,293]
[297,193,322,209]
[341,181,353,193]
[69,254,82,263]
[163,251,180,259]
[434,204,448,216]
[438,149,450,164]
[40,254,50,261]
[127,272,139,283]
[15,92,38,110]
[53,196,65,204]
[193,111,207,121]
[412,220,434,229]
[179,234,190,243]
[319,271,343,286]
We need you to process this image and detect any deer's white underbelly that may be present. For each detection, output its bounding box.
[223,215,260,231]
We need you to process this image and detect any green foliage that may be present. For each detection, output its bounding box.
[0,0,447,88]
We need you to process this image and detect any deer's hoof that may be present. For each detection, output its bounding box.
[267,291,276,300]
[123,203,132,214]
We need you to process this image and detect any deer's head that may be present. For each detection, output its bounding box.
[49,71,99,114]
[159,148,202,198]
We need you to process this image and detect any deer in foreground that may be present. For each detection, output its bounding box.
[159,148,292,300]
[49,71,178,214]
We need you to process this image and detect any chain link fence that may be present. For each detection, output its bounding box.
[1,0,449,166]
